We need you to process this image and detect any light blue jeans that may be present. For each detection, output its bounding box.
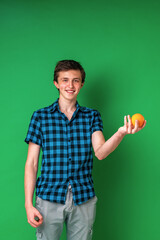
[35,184,98,240]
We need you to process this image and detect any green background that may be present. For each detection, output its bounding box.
[0,0,159,239]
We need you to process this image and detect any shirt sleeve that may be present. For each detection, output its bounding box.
[24,111,42,146]
[91,110,103,134]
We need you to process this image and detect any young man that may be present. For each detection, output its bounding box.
[24,60,146,240]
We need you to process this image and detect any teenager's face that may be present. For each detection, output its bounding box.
[54,70,84,101]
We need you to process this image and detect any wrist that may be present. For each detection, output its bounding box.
[117,128,127,138]
[25,201,33,209]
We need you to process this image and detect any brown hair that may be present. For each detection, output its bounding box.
[54,60,86,83]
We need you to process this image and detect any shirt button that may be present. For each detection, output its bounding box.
[69,158,71,161]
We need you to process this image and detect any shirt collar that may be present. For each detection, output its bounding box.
[49,98,89,113]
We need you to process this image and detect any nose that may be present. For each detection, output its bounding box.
[69,80,74,88]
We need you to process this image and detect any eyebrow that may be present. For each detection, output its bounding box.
[61,77,80,80]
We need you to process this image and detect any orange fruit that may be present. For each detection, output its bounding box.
[131,113,145,127]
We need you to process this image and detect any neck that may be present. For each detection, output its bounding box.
[58,96,77,113]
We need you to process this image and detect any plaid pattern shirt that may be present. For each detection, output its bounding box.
[24,98,103,205]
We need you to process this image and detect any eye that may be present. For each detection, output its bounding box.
[74,79,79,83]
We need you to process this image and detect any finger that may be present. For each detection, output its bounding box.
[28,219,38,228]
[35,218,43,225]
[132,120,139,134]
[29,212,42,226]
[35,211,43,224]
[31,218,41,226]
[34,216,43,226]
[141,120,147,129]
[128,115,132,134]
[124,115,127,125]
[124,116,127,131]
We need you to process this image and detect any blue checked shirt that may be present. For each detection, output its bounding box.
[24,98,103,205]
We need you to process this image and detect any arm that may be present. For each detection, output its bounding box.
[24,142,43,227]
[92,130,125,160]
[92,115,146,160]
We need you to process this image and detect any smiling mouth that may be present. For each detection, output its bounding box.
[66,90,75,94]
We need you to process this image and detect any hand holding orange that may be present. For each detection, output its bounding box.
[118,113,146,135]
[131,113,145,128]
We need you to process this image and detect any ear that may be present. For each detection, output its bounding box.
[81,82,84,88]
[54,81,59,89]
